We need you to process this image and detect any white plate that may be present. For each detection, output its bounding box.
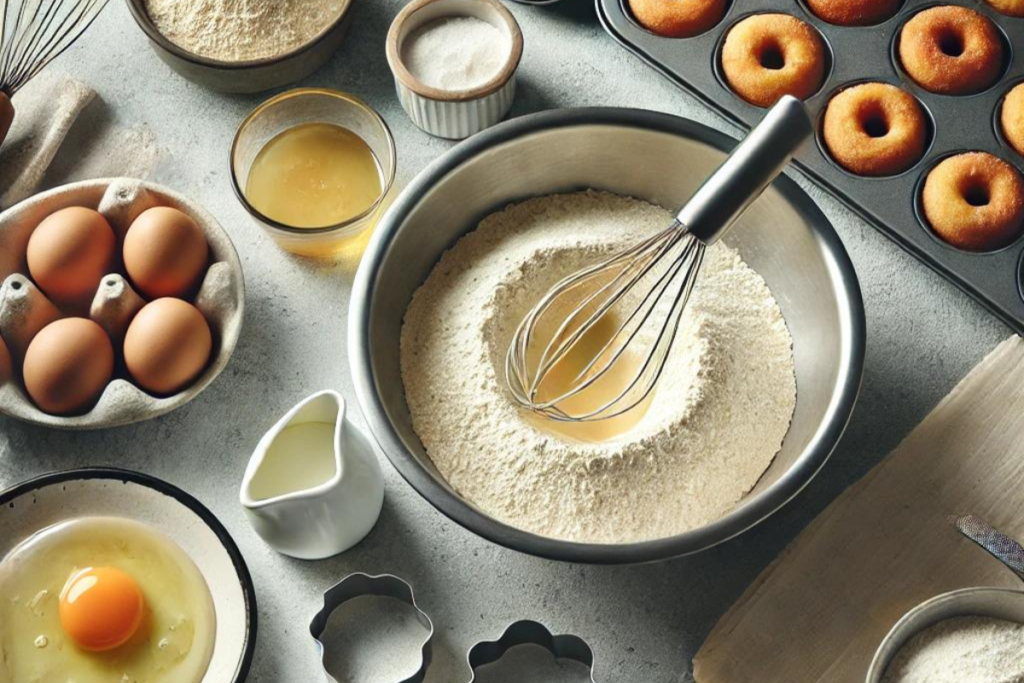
[0,468,256,683]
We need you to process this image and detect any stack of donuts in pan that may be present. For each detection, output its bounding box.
[626,0,1024,253]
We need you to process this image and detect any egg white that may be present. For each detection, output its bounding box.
[0,516,215,683]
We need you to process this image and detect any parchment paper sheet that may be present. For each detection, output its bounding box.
[694,335,1024,682]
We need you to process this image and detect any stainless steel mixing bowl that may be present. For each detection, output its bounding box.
[349,108,865,563]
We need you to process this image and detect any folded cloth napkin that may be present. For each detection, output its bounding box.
[693,335,1024,683]
[0,71,158,210]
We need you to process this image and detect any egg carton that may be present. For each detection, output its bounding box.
[0,178,245,429]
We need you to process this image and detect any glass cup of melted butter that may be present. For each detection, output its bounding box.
[230,88,397,259]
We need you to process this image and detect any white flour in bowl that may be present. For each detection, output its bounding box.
[881,616,1024,683]
[400,191,796,543]
[144,0,347,62]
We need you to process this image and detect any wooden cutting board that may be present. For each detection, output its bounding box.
[693,336,1024,683]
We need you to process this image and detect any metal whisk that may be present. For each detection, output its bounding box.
[0,0,109,147]
[505,96,812,423]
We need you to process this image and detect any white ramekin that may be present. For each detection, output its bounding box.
[386,0,524,140]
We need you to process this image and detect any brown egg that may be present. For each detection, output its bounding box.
[123,207,209,299]
[124,298,212,395]
[27,207,116,309]
[0,335,10,385]
[23,318,114,415]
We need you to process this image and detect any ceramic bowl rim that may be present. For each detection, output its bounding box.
[348,107,866,564]
[0,466,258,683]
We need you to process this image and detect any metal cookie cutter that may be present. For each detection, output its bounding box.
[310,573,434,683]
[467,620,598,682]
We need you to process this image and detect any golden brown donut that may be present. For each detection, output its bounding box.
[984,0,1024,18]
[628,0,727,38]
[1000,83,1024,156]
[806,0,902,26]
[922,152,1024,251]
[720,14,827,108]
[823,82,928,176]
[898,6,1003,95]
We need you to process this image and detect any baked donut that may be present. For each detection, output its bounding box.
[823,82,928,176]
[1001,83,1024,156]
[720,14,827,108]
[922,152,1024,251]
[898,6,1003,95]
[806,0,902,26]
[628,0,727,38]
[984,0,1024,18]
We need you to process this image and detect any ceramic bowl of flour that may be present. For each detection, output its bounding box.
[126,0,355,93]
[866,587,1024,683]
[349,107,865,563]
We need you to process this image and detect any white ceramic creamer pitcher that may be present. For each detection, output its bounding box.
[239,390,384,560]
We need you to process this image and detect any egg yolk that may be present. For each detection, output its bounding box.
[59,566,145,651]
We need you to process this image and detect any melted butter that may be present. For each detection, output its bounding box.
[245,122,382,229]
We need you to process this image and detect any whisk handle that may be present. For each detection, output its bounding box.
[0,93,13,151]
[677,95,812,245]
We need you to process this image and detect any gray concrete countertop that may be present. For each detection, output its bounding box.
[0,1,1013,681]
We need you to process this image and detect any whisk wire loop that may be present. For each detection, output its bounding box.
[550,229,694,409]
[505,227,671,409]
[528,223,684,401]
[506,222,707,422]
[547,236,704,422]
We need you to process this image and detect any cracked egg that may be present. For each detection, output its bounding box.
[0,516,215,683]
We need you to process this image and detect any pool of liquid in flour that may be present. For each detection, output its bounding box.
[524,312,655,443]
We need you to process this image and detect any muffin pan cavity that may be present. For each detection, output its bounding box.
[600,0,1024,329]
[816,80,936,179]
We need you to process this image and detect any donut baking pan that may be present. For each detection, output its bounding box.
[597,0,1024,333]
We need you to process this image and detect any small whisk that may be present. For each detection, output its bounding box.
[506,96,812,423]
[0,0,110,147]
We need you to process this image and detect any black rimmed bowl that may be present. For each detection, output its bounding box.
[125,0,354,93]
[0,468,257,682]
[349,107,865,564]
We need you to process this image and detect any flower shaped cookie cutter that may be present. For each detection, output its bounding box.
[310,573,434,683]
[310,572,598,682]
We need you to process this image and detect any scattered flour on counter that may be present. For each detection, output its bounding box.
[401,17,510,92]
[881,616,1024,683]
[400,191,797,544]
